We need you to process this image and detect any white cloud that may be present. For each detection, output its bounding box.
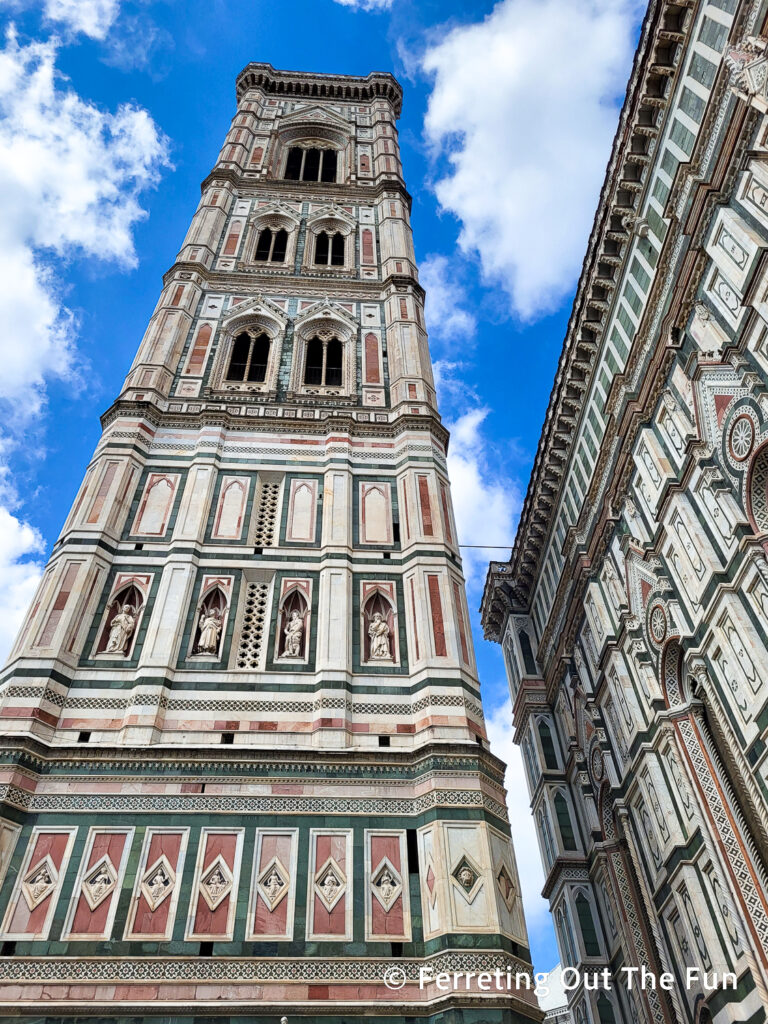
[0,506,44,663]
[44,0,120,38]
[422,0,644,321]
[0,0,121,39]
[485,698,553,950]
[0,28,169,413]
[0,27,169,658]
[421,253,476,343]
[333,0,393,10]
[444,405,520,588]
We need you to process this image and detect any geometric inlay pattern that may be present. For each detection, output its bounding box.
[253,481,280,547]
[495,863,516,910]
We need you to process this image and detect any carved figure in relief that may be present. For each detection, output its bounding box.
[147,866,171,902]
[87,866,113,901]
[458,865,475,891]
[368,611,392,660]
[283,610,304,657]
[196,607,223,654]
[28,865,53,900]
[263,868,284,900]
[105,603,136,654]
[376,868,396,902]
[205,868,228,901]
[321,869,340,902]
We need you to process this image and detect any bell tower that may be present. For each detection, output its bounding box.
[0,63,540,1024]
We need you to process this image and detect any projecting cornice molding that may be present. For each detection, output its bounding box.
[481,0,694,639]
[235,62,403,117]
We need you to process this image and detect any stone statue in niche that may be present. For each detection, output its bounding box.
[105,602,137,655]
[196,606,223,655]
[368,611,392,660]
[283,610,304,658]
[603,561,625,610]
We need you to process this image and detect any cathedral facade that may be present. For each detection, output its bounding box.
[0,65,539,1022]
[482,2,768,1024]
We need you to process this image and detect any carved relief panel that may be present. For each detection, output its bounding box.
[185,828,244,941]
[0,827,77,941]
[61,827,134,941]
[306,828,353,941]
[364,829,411,942]
[124,827,190,941]
[246,828,299,941]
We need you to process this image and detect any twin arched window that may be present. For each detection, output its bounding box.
[304,335,342,387]
[284,146,338,183]
[226,330,270,383]
[255,227,288,263]
[315,231,344,266]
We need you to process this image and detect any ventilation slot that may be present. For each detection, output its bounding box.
[236,581,270,669]
[253,481,281,547]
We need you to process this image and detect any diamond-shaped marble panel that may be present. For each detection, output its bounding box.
[314,856,346,913]
[199,854,233,912]
[21,855,58,911]
[257,856,290,911]
[371,856,402,912]
[140,854,176,912]
[82,855,117,911]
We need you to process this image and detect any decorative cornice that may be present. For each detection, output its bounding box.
[481,0,692,637]
[235,62,403,117]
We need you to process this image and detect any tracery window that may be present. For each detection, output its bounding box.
[303,335,342,387]
[254,227,288,263]
[284,146,338,182]
[314,230,345,266]
[226,331,270,383]
[554,792,577,851]
[575,893,601,956]
[538,720,559,769]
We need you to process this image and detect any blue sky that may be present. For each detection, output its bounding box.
[0,0,646,971]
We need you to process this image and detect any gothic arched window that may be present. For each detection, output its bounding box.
[284,146,338,182]
[575,893,601,956]
[554,792,577,851]
[314,231,345,266]
[226,331,270,383]
[303,335,343,388]
[597,994,617,1024]
[538,720,558,769]
[254,227,288,263]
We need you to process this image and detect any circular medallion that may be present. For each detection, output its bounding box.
[590,746,604,782]
[729,415,755,462]
[649,603,667,645]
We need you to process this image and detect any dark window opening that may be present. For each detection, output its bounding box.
[407,829,419,874]
[199,942,214,957]
[303,335,342,388]
[77,731,91,744]
[331,231,345,266]
[226,331,271,384]
[390,942,403,957]
[284,146,338,182]
[576,894,601,957]
[314,231,345,267]
[326,338,342,386]
[255,227,288,263]
[392,523,400,544]
[539,721,559,770]
[221,731,234,745]
[0,942,16,956]
[378,735,391,747]
[554,792,577,851]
